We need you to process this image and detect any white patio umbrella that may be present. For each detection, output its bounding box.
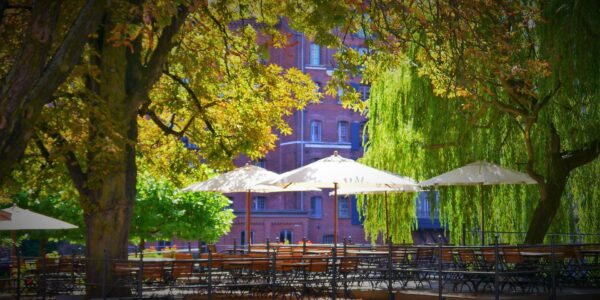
[0,204,78,257]
[0,204,78,231]
[182,163,318,251]
[419,160,537,244]
[334,184,421,244]
[264,151,419,245]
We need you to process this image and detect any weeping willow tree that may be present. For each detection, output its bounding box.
[352,0,600,245]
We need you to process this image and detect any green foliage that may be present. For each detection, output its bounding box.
[357,0,600,243]
[130,173,234,244]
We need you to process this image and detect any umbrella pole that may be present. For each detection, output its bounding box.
[11,231,16,260]
[480,183,485,245]
[246,191,251,253]
[385,192,390,245]
[334,183,338,246]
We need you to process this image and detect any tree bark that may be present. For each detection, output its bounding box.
[0,0,107,184]
[524,126,600,243]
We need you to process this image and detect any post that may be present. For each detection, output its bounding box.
[188,242,192,253]
[334,183,339,245]
[551,235,556,300]
[137,250,143,298]
[71,252,76,292]
[343,238,347,256]
[438,235,443,300]
[480,183,485,245]
[266,238,271,255]
[233,237,237,254]
[207,248,213,300]
[101,250,107,300]
[494,235,499,300]
[462,222,466,245]
[303,237,307,255]
[388,237,393,300]
[245,190,252,253]
[16,246,21,300]
[331,244,338,300]
[42,255,47,299]
[271,251,277,300]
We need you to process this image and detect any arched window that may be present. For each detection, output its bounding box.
[279,230,293,244]
[309,43,320,65]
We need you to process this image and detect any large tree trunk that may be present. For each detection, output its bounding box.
[524,173,568,244]
[83,158,136,297]
[524,125,600,244]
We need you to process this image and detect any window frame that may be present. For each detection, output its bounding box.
[338,121,349,142]
[309,43,320,66]
[310,120,322,142]
[252,196,266,211]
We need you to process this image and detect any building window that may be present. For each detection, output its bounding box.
[241,231,255,245]
[310,120,322,142]
[279,230,293,244]
[309,43,320,66]
[156,240,171,251]
[338,121,349,142]
[253,158,266,168]
[322,234,334,244]
[310,196,322,218]
[338,197,350,218]
[226,196,234,210]
[337,87,344,104]
[252,196,266,211]
[358,85,370,101]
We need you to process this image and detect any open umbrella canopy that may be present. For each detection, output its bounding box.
[0,205,78,231]
[419,160,536,245]
[182,163,318,251]
[266,152,418,190]
[419,160,537,186]
[264,151,419,244]
[333,184,421,196]
[182,163,320,193]
[182,163,282,193]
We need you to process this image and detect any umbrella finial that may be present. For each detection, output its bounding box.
[333,150,339,156]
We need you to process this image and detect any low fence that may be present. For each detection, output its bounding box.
[2,238,600,299]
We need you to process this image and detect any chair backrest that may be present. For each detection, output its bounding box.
[481,248,497,263]
[171,260,194,278]
[308,256,328,273]
[207,244,217,253]
[457,249,477,264]
[142,261,165,281]
[174,252,193,260]
[339,257,358,273]
[502,247,523,264]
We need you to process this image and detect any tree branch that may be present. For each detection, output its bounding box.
[130,4,190,109]
[28,0,109,107]
[138,106,195,138]
[562,138,600,172]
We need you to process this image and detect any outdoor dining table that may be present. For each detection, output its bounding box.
[346,250,389,256]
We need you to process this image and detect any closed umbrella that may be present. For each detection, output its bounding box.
[182,163,318,251]
[264,151,419,245]
[420,160,537,244]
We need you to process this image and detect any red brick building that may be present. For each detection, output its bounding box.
[214,28,375,247]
